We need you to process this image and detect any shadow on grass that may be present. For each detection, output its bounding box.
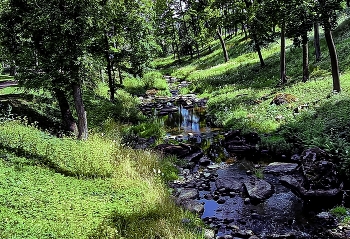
[0,94,61,133]
[89,201,202,239]
[0,74,14,82]
[0,144,82,178]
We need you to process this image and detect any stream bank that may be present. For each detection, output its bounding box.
[138,76,350,239]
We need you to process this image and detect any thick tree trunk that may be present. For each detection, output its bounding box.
[216,27,229,62]
[53,87,78,135]
[72,83,88,140]
[280,22,287,84]
[314,22,321,62]
[324,28,341,92]
[104,32,115,102]
[302,34,309,82]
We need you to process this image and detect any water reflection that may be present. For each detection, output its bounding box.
[163,105,203,134]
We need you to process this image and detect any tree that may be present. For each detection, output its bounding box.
[97,0,159,101]
[0,0,100,139]
[286,0,314,82]
[316,0,344,92]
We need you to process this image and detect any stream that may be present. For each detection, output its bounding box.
[140,76,349,239]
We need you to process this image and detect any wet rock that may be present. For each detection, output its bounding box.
[154,143,190,157]
[264,162,299,174]
[316,212,336,227]
[301,147,341,190]
[251,213,260,220]
[208,164,221,170]
[231,229,254,238]
[248,236,260,239]
[177,188,199,202]
[265,233,296,239]
[279,148,343,207]
[215,177,243,192]
[244,179,274,202]
[217,198,226,204]
[279,175,304,196]
[182,200,204,214]
[184,151,204,162]
[290,154,301,163]
[200,156,212,166]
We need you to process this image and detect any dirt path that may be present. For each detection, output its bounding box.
[0,81,17,90]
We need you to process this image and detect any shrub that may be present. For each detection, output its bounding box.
[123,76,146,95]
[114,89,144,123]
[142,71,168,90]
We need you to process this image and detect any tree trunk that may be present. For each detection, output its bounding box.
[53,87,78,135]
[118,66,123,85]
[9,60,16,76]
[216,27,229,62]
[280,21,287,84]
[324,28,341,92]
[72,83,88,140]
[314,21,321,62]
[302,34,309,82]
[104,31,115,102]
[196,42,200,58]
[241,22,248,39]
[253,34,265,67]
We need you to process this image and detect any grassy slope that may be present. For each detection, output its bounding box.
[0,83,203,239]
[154,15,350,169]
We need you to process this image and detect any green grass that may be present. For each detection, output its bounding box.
[0,120,205,239]
[0,76,205,239]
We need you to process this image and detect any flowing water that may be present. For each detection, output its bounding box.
[161,104,322,238]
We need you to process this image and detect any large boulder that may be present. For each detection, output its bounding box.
[279,147,343,206]
[154,143,201,159]
[182,200,204,214]
[264,162,299,174]
[176,188,199,203]
[215,177,243,192]
[244,178,274,202]
[222,130,260,155]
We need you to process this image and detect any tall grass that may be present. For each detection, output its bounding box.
[0,119,205,238]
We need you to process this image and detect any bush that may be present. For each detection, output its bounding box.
[122,119,166,140]
[142,71,168,90]
[124,77,146,95]
[114,89,144,123]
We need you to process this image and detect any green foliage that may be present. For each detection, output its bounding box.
[122,119,166,140]
[114,89,144,123]
[123,71,170,96]
[330,206,348,217]
[142,71,167,90]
